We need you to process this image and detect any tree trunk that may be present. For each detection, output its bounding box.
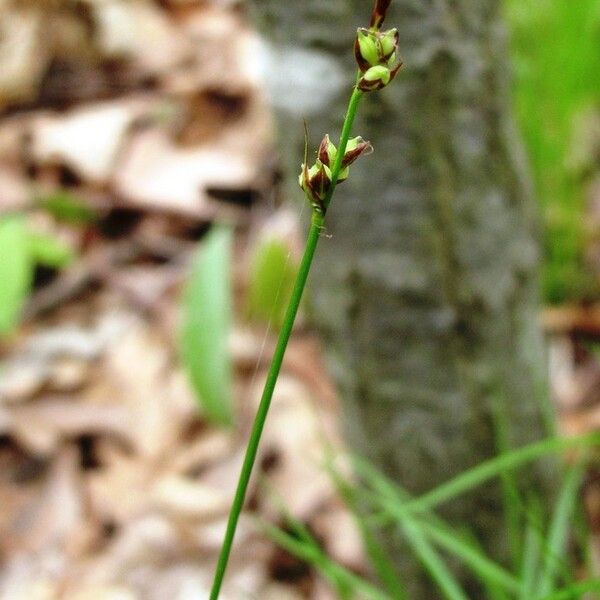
[250,0,552,596]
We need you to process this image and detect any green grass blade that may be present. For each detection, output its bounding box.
[461,531,510,600]
[261,522,393,600]
[261,482,388,600]
[486,585,511,600]
[357,517,407,600]
[538,579,600,600]
[417,520,521,594]
[394,507,470,600]
[260,477,318,547]
[407,435,599,513]
[356,472,520,596]
[350,454,412,504]
[537,462,586,597]
[325,459,407,599]
[519,504,543,600]
[492,398,524,570]
[346,456,468,600]
[181,226,234,426]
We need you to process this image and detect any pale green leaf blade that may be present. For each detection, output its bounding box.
[28,232,75,268]
[519,502,543,600]
[396,510,470,600]
[538,462,585,597]
[181,226,233,426]
[37,191,96,225]
[407,435,600,513]
[0,215,32,335]
[246,237,297,330]
[351,456,517,596]
[418,520,520,594]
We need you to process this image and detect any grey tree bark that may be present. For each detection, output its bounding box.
[250,0,552,596]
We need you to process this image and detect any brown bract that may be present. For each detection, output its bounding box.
[357,62,403,92]
[341,140,373,168]
[318,134,333,167]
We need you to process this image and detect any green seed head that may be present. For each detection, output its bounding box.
[358,62,402,92]
[357,30,380,68]
[366,65,390,84]
[354,26,401,86]
[380,29,398,57]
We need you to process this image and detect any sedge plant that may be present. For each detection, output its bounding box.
[208,1,403,597]
[264,433,600,599]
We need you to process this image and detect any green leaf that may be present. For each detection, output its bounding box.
[492,398,525,570]
[406,434,600,514]
[325,459,407,600]
[181,226,234,426]
[261,480,391,600]
[37,191,96,225]
[351,456,517,596]
[538,579,600,600]
[0,215,33,335]
[261,521,392,600]
[246,237,297,330]
[393,505,470,600]
[28,232,75,268]
[417,520,520,594]
[519,501,543,600]
[538,461,585,597]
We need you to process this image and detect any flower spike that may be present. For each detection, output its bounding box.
[299,132,372,213]
[209,3,399,598]
[354,19,402,93]
[358,62,403,92]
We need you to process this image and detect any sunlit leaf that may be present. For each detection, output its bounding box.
[0,215,32,335]
[181,226,233,426]
[37,191,96,225]
[28,232,75,268]
[246,237,297,330]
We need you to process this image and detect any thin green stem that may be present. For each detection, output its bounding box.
[325,85,364,211]
[209,85,363,599]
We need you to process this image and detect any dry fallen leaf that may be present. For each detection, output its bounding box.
[150,474,229,521]
[31,100,152,184]
[90,0,191,77]
[66,586,137,600]
[114,127,257,217]
[0,8,46,108]
[0,2,354,598]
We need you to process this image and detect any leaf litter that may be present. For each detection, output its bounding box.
[1,0,598,597]
[0,1,363,598]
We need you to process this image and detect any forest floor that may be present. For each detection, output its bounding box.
[0,1,599,599]
[0,2,363,598]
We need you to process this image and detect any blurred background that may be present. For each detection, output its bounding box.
[0,0,600,599]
